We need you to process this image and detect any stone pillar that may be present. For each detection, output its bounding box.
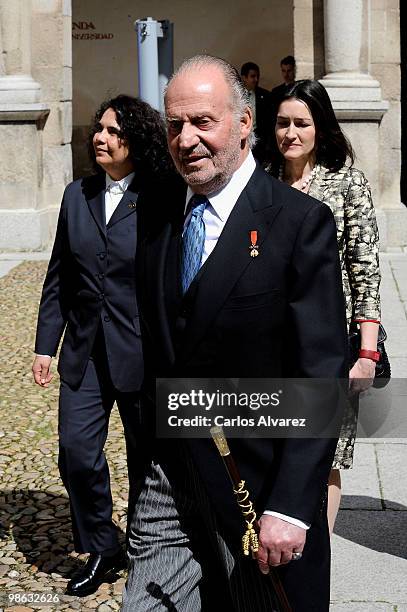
[319,0,407,249]
[0,0,50,250]
[0,0,41,103]
[320,0,384,104]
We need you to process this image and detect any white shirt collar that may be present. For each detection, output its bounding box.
[185,152,256,221]
[105,171,135,193]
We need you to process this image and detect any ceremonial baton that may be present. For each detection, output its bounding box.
[210,425,292,612]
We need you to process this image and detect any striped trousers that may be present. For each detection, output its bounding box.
[123,446,280,611]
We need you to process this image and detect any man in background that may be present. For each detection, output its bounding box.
[270,55,296,112]
[240,61,270,162]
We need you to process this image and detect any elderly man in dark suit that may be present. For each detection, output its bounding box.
[123,56,348,611]
[32,95,173,597]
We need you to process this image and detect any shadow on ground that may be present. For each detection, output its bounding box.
[0,489,125,577]
[335,495,407,560]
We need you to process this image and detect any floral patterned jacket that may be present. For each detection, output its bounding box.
[307,165,381,330]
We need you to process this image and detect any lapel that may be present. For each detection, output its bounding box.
[84,174,106,241]
[178,166,283,362]
[107,178,139,229]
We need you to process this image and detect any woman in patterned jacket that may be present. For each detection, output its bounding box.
[265,79,381,534]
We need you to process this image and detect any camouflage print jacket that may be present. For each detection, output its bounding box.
[308,165,381,330]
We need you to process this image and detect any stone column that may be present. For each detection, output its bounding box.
[0,0,50,250]
[0,0,41,103]
[320,0,385,108]
[319,0,400,248]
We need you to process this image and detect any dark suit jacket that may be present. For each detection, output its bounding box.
[252,86,271,162]
[138,165,348,540]
[35,173,143,392]
[254,86,270,139]
[269,82,293,113]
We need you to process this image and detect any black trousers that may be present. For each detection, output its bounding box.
[58,343,143,554]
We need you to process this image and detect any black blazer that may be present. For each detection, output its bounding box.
[138,165,348,539]
[252,86,271,162]
[35,173,143,392]
[269,82,292,113]
[254,85,271,142]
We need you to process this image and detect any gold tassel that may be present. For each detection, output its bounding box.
[234,480,259,556]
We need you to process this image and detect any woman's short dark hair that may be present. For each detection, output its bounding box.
[89,94,174,183]
[268,79,354,174]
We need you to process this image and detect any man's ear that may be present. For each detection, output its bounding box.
[240,105,253,141]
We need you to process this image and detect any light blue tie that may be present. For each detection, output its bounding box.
[181,195,207,294]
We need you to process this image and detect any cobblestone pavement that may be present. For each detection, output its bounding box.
[0,262,127,611]
[1,257,406,612]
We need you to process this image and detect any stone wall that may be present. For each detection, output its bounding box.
[1,0,405,250]
[370,0,403,243]
[293,0,405,249]
[32,0,73,214]
[72,0,294,176]
[0,0,72,251]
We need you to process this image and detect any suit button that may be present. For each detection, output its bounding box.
[98,252,106,260]
[99,293,105,301]
[98,273,104,280]
[104,315,110,322]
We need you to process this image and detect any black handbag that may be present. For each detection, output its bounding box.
[348,323,391,388]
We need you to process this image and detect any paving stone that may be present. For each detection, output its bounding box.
[1,257,407,610]
[0,262,126,609]
[339,443,382,510]
[385,325,407,357]
[376,442,407,508]
[0,260,21,277]
[380,299,407,326]
[387,357,407,378]
[357,380,407,438]
[331,511,407,603]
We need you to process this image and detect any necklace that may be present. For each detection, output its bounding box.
[279,164,320,191]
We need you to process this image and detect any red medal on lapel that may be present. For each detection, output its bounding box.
[249,230,259,257]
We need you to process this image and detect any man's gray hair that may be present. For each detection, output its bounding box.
[168,55,257,149]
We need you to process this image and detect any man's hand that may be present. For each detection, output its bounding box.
[349,357,375,394]
[256,514,306,573]
[32,355,53,387]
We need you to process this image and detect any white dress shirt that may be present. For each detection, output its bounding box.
[184,152,309,531]
[105,171,135,223]
[184,152,256,264]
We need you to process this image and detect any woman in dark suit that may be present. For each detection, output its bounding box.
[31,95,175,597]
[265,79,381,533]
